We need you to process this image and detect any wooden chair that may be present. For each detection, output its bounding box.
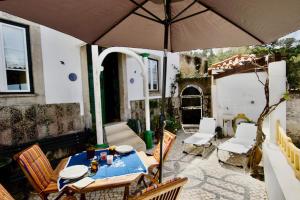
[13,144,68,200]
[0,184,14,200]
[138,130,176,184]
[129,177,188,200]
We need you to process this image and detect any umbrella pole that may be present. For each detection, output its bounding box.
[159,0,171,183]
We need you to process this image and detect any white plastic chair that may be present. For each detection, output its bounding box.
[183,117,216,156]
[217,123,257,167]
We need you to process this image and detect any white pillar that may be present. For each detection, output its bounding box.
[211,75,218,122]
[268,60,286,143]
[92,45,104,144]
[142,56,151,131]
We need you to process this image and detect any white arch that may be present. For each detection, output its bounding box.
[92,46,150,144]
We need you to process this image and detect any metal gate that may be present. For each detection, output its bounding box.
[180,85,203,132]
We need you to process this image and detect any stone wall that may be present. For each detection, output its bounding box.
[0,103,84,146]
[180,54,208,78]
[287,93,300,146]
[130,97,180,133]
[178,77,212,118]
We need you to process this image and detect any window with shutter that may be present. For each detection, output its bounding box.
[0,20,32,93]
[148,58,159,92]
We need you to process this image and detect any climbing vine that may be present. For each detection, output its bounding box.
[164,64,181,133]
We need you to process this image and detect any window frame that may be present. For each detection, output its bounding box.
[0,19,34,94]
[148,57,160,92]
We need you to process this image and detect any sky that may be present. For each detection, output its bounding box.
[282,30,300,40]
[210,29,300,54]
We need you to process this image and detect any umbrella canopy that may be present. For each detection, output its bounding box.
[2,0,300,183]
[1,0,300,51]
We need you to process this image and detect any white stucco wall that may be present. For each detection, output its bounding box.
[40,26,85,115]
[126,48,179,101]
[262,61,297,200]
[214,72,267,126]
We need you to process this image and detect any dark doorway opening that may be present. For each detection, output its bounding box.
[101,52,121,124]
[180,85,203,124]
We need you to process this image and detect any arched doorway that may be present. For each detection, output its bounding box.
[180,85,203,128]
[101,52,121,124]
[91,47,151,144]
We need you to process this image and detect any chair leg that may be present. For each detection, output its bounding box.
[153,169,159,181]
[137,175,148,188]
[123,185,129,200]
[217,150,246,169]
[41,193,50,200]
[53,191,66,200]
[80,194,86,200]
[137,175,143,185]
[142,178,148,187]
[41,195,49,200]
[62,189,76,200]
[216,148,221,162]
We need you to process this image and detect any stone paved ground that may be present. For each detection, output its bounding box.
[29,130,267,200]
[164,131,267,200]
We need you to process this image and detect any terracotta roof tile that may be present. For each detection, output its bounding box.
[209,54,257,71]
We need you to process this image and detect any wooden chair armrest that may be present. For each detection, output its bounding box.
[148,164,159,174]
[143,174,159,185]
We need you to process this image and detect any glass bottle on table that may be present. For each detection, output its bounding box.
[91,159,98,173]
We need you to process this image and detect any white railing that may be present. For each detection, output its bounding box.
[276,120,300,180]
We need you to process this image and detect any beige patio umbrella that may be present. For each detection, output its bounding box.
[1,0,300,182]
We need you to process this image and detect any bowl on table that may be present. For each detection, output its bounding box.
[115,145,134,154]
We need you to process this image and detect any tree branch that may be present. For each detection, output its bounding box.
[254,68,266,86]
[267,98,285,115]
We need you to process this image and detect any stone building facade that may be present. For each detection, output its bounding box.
[178,54,212,125]
[0,13,89,149]
[178,77,212,119]
[0,103,84,146]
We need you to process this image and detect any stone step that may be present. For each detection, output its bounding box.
[104,122,146,152]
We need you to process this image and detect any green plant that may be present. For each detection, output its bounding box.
[167,64,179,118]
[283,91,291,100]
[150,115,160,132]
[127,119,140,134]
[149,100,159,109]
[86,143,96,150]
[165,115,181,133]
[150,114,160,143]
